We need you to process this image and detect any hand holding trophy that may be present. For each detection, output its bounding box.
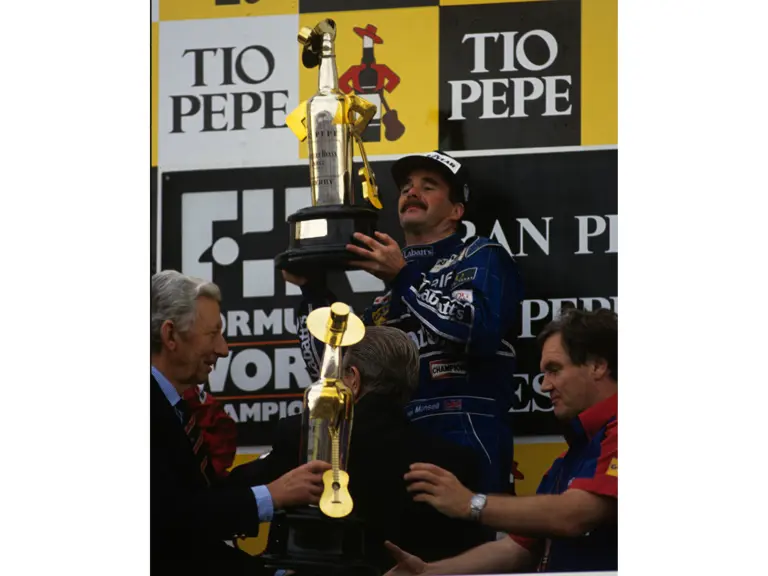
[276,19,384,278]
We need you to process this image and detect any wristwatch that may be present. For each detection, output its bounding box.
[469,493,487,521]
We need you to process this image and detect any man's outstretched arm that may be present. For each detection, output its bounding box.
[383,537,536,576]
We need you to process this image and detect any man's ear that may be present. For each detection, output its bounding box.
[451,202,465,222]
[591,357,609,380]
[347,365,362,398]
[161,320,177,352]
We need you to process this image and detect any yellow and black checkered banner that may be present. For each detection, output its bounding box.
[153,0,617,448]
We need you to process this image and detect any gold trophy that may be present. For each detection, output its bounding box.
[276,19,383,277]
[302,301,364,519]
[263,301,377,576]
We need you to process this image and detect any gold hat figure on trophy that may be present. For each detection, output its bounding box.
[301,301,365,518]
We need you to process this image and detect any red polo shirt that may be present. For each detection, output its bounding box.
[509,394,618,572]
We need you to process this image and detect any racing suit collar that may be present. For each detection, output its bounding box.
[564,393,617,446]
[401,233,464,262]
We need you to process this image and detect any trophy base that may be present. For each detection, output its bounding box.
[261,506,379,576]
[276,205,379,277]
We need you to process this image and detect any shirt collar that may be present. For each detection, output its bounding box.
[565,393,617,445]
[401,233,463,262]
[151,365,181,408]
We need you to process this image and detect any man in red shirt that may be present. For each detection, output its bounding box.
[383,308,618,574]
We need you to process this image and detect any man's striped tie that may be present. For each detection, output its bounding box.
[176,398,217,486]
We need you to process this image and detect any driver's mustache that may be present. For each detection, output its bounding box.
[401,199,427,212]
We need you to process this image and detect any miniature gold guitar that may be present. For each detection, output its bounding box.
[319,427,353,518]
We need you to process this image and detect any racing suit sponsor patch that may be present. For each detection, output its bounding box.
[415,284,472,323]
[407,401,442,418]
[430,253,460,273]
[298,318,320,377]
[452,267,478,287]
[403,246,434,259]
[373,292,391,305]
[442,399,463,411]
[452,289,473,304]
[429,360,467,379]
[371,304,389,326]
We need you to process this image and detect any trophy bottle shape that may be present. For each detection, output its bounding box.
[305,23,353,207]
[277,19,383,276]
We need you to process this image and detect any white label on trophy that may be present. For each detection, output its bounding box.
[311,111,341,205]
[296,218,328,240]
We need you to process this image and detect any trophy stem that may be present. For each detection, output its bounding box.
[319,347,341,382]
[318,33,338,93]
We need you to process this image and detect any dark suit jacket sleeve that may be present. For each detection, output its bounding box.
[151,377,269,542]
[151,434,264,541]
[227,415,302,488]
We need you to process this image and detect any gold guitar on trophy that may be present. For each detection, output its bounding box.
[319,427,353,518]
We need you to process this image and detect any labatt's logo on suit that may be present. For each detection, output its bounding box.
[338,24,404,143]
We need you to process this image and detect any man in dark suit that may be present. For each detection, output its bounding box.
[151,270,331,576]
[228,325,493,574]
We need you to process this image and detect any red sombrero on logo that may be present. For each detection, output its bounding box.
[353,24,383,44]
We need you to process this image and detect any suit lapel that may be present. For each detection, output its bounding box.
[151,374,209,488]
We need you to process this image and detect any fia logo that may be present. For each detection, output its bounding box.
[181,188,283,299]
[181,187,385,299]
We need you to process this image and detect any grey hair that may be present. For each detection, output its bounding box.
[341,326,419,406]
[150,270,222,354]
